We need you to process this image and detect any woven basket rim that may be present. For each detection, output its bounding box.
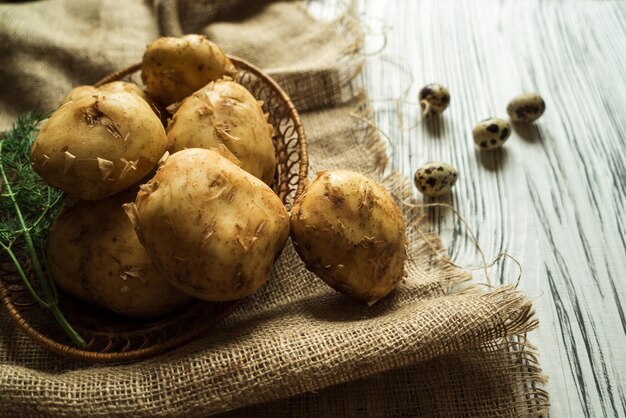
[0,56,308,363]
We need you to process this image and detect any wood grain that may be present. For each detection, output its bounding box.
[309,0,626,416]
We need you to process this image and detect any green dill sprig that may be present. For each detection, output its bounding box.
[0,112,85,348]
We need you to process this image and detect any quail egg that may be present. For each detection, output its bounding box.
[473,118,511,150]
[507,93,545,123]
[418,83,450,118]
[414,162,458,197]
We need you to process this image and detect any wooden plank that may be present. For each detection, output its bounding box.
[309,0,626,416]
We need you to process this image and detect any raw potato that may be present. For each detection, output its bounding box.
[141,34,237,106]
[47,192,193,318]
[290,170,407,305]
[98,81,151,102]
[124,148,290,301]
[167,79,276,185]
[61,82,147,105]
[60,85,98,105]
[30,91,167,200]
[99,82,166,122]
[61,82,164,121]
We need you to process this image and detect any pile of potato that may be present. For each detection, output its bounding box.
[32,35,407,319]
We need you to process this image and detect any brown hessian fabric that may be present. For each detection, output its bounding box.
[0,1,548,416]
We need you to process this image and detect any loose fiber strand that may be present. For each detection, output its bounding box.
[402,200,524,288]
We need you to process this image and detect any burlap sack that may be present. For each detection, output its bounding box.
[0,1,549,416]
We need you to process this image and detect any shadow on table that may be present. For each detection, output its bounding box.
[512,121,541,143]
[475,147,509,172]
[424,115,447,139]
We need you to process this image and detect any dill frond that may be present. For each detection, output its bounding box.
[0,112,84,347]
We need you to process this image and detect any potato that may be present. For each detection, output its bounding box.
[47,192,193,318]
[98,81,151,102]
[30,91,167,200]
[141,34,237,106]
[290,170,407,305]
[166,79,276,185]
[60,85,98,105]
[61,82,165,121]
[123,148,289,301]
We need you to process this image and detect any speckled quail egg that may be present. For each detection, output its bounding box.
[473,118,511,150]
[414,162,458,197]
[507,93,545,123]
[418,83,450,118]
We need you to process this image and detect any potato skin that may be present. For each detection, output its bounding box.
[290,170,407,305]
[141,34,237,106]
[47,193,193,318]
[30,91,167,200]
[61,82,165,121]
[60,85,98,105]
[98,81,150,102]
[124,148,289,301]
[166,80,276,185]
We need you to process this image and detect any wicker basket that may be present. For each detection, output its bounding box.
[0,57,308,363]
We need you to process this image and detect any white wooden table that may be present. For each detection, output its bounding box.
[309,1,626,416]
